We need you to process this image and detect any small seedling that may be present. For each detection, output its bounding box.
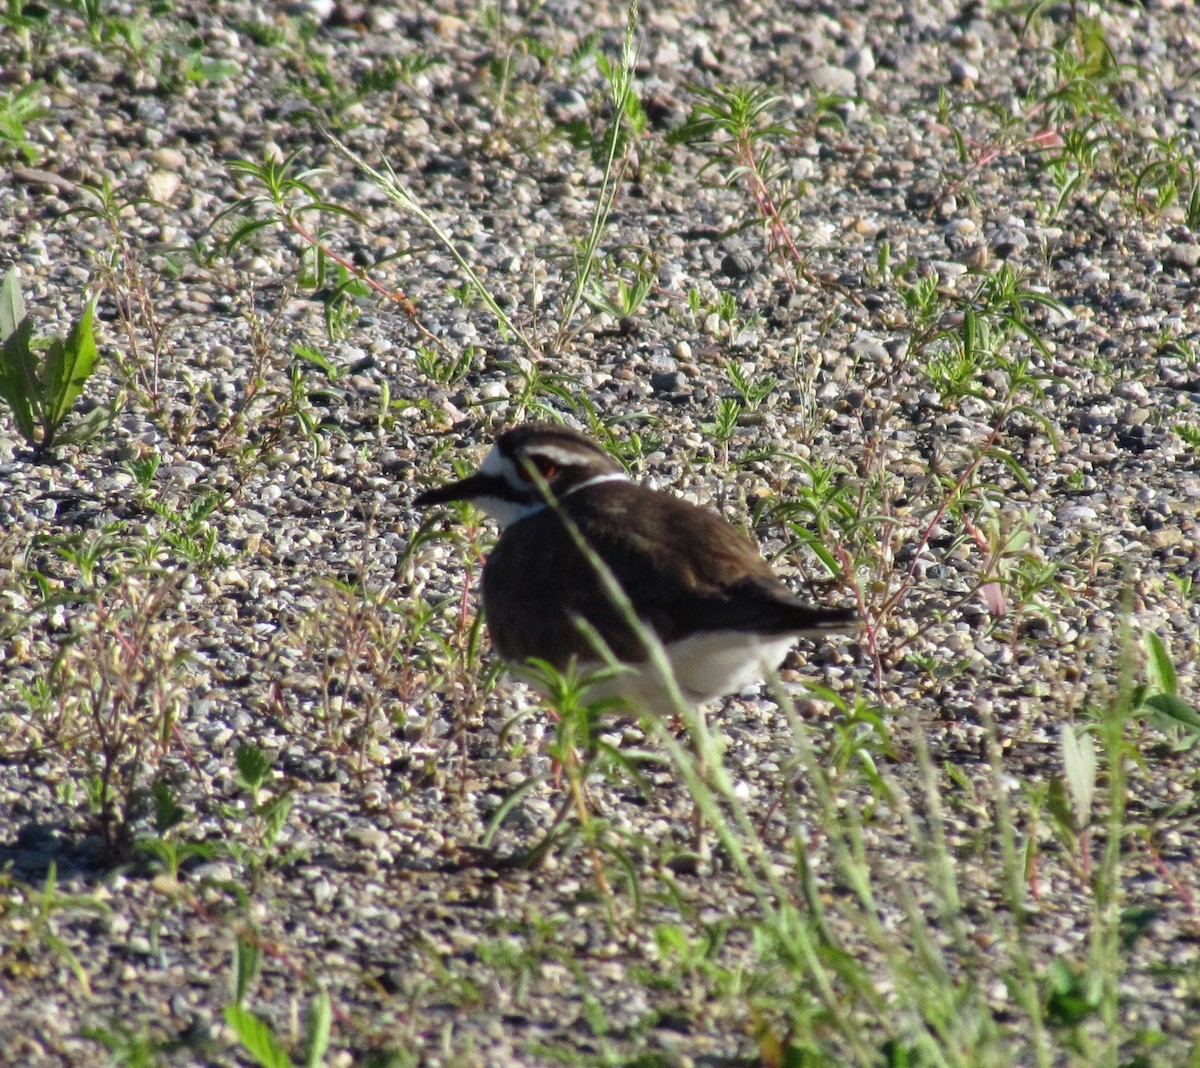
[135,780,216,884]
[726,359,776,411]
[1173,423,1200,452]
[0,864,111,997]
[0,268,113,454]
[488,656,639,890]
[584,257,655,321]
[670,81,842,285]
[0,81,47,163]
[225,945,332,1068]
[415,342,475,386]
[447,280,479,308]
[218,744,297,889]
[701,397,743,465]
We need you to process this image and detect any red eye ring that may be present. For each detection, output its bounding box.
[518,456,558,482]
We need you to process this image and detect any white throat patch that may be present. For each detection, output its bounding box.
[473,445,630,530]
[475,445,541,529]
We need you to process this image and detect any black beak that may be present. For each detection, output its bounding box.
[413,473,501,507]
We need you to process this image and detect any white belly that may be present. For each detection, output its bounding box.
[580,631,797,711]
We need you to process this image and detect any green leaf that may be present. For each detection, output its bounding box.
[292,344,338,378]
[302,991,331,1068]
[0,316,40,444]
[54,392,123,447]
[1119,904,1160,951]
[236,743,272,792]
[1043,958,1100,1025]
[1046,776,1073,835]
[224,1005,294,1068]
[260,792,293,848]
[44,929,93,997]
[1144,694,1200,735]
[186,55,240,83]
[0,267,25,342]
[1060,725,1096,825]
[1143,631,1177,696]
[962,305,976,361]
[230,934,262,1006]
[44,300,98,433]
[786,523,840,576]
[150,779,185,833]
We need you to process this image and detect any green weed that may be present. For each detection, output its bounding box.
[0,268,110,455]
[670,81,844,286]
[0,81,47,162]
[0,863,110,997]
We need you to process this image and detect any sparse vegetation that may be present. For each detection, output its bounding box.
[0,268,108,454]
[1,0,1198,1065]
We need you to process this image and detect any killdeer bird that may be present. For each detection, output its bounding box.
[414,424,856,712]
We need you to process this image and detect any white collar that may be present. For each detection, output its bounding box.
[559,472,630,499]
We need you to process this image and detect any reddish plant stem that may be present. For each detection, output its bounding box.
[1139,832,1196,914]
[285,214,443,347]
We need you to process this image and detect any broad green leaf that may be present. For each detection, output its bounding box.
[0,317,40,444]
[55,393,123,447]
[1143,632,1177,696]
[37,337,65,439]
[0,268,25,342]
[1060,725,1095,825]
[1,313,42,398]
[1006,530,1032,553]
[45,300,98,431]
[186,55,240,83]
[1144,694,1200,734]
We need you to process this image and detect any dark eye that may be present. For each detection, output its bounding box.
[536,457,558,478]
[519,456,557,481]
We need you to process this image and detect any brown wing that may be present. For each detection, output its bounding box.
[482,481,853,668]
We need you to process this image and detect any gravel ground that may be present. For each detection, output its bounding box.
[2,1,1199,1065]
